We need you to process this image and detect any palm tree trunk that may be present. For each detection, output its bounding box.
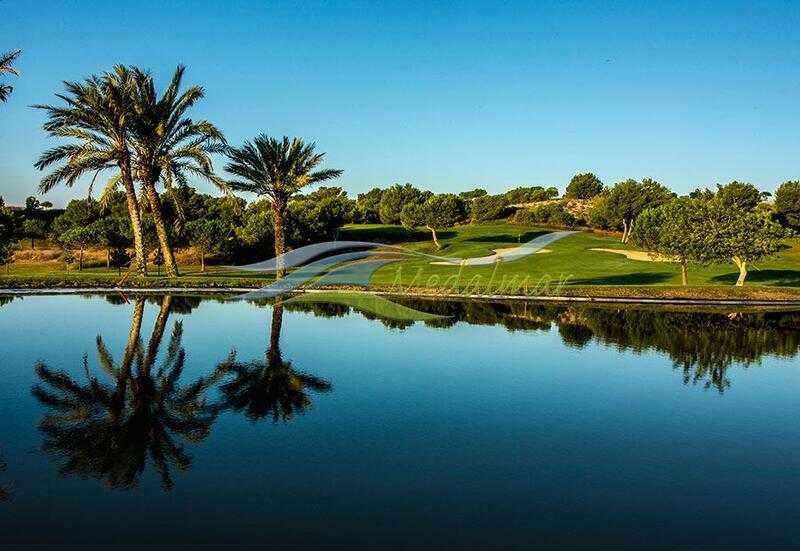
[143,181,179,277]
[272,201,287,279]
[118,159,147,276]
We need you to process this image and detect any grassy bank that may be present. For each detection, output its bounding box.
[2,223,799,300]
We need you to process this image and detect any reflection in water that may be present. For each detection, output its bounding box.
[290,297,800,393]
[0,453,11,503]
[31,296,220,489]
[216,302,333,423]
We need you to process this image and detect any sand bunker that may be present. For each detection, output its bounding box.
[430,248,551,265]
[590,248,676,262]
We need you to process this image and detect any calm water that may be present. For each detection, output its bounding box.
[1,293,799,549]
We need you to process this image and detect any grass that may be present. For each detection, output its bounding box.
[2,223,800,299]
[339,223,800,298]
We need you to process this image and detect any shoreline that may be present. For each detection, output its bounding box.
[2,286,800,307]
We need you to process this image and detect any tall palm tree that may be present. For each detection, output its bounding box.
[225,136,342,277]
[128,65,228,277]
[35,66,148,275]
[31,295,219,489]
[216,302,332,422]
[0,49,21,102]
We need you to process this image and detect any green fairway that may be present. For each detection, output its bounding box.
[2,223,799,297]
[340,223,800,292]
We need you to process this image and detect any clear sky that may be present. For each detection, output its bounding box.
[1,0,799,206]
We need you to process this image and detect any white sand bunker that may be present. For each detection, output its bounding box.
[590,248,676,262]
[429,247,551,265]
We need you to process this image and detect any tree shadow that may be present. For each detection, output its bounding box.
[466,231,549,244]
[569,272,674,285]
[710,269,800,287]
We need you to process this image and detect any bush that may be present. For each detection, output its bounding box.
[470,194,509,221]
[504,186,559,204]
[565,173,604,199]
[775,181,800,230]
[513,203,576,228]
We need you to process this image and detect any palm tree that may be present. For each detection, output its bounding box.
[35,66,148,275]
[0,49,21,102]
[31,295,219,489]
[216,302,332,422]
[225,136,342,277]
[128,65,227,277]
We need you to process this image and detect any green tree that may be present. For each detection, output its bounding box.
[504,186,559,204]
[185,219,231,272]
[378,183,426,224]
[24,196,42,217]
[565,173,604,199]
[0,200,15,274]
[35,66,148,275]
[400,193,466,249]
[59,226,97,270]
[128,65,227,278]
[470,194,508,221]
[21,218,46,249]
[715,181,767,210]
[632,198,709,286]
[705,201,790,286]
[590,178,674,242]
[775,181,800,230]
[354,187,384,223]
[0,49,21,103]
[225,135,343,277]
[86,215,129,268]
[287,187,353,246]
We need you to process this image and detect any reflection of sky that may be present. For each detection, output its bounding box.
[1,295,800,547]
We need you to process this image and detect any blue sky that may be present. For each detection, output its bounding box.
[1,0,799,206]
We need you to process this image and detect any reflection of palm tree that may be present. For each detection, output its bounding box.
[0,453,11,503]
[31,296,219,490]
[217,302,332,422]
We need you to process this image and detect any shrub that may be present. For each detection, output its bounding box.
[470,194,509,221]
[513,203,576,228]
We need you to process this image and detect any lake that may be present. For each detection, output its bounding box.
[1,293,799,549]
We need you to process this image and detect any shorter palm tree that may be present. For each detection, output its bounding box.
[225,136,342,277]
[0,49,21,102]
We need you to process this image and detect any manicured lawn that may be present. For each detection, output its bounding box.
[340,223,800,292]
[2,223,799,298]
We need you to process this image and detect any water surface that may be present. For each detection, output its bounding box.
[1,293,799,549]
